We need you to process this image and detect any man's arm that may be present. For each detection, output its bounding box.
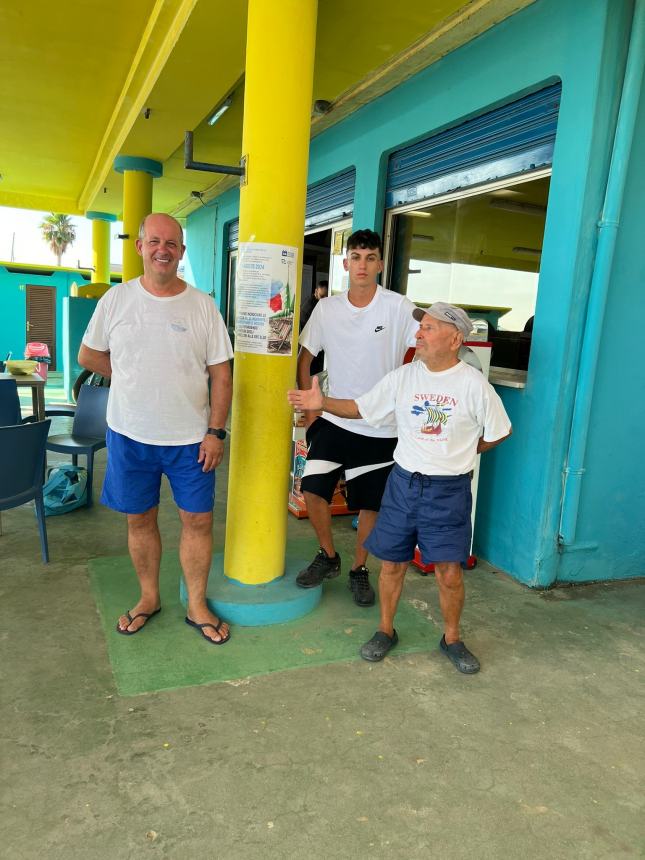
[296,346,315,390]
[288,375,361,420]
[198,360,233,472]
[296,346,324,428]
[78,344,112,377]
[477,428,512,454]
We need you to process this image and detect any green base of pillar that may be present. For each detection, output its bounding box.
[179,551,321,626]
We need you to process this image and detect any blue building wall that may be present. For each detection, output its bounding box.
[184,187,240,316]
[186,0,644,585]
[0,263,95,370]
[62,297,98,399]
[556,80,645,583]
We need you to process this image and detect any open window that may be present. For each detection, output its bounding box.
[385,171,551,374]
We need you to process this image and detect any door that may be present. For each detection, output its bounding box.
[26,284,56,370]
[328,220,353,294]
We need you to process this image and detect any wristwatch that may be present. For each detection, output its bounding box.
[207,427,227,440]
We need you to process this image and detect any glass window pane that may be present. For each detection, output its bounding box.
[387,175,549,334]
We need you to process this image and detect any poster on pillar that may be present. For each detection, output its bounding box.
[235,243,299,355]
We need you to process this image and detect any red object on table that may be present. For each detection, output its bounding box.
[25,342,50,380]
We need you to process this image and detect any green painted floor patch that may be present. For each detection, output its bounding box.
[89,550,436,697]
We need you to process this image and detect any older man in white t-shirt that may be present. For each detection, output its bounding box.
[79,214,234,645]
[289,302,512,673]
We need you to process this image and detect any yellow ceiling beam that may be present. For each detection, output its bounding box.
[0,190,83,216]
[77,0,198,213]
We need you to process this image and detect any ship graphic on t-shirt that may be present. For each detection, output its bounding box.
[411,398,454,435]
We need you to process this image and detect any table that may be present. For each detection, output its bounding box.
[489,366,527,389]
[0,372,46,421]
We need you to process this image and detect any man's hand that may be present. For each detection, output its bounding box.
[287,375,324,412]
[198,435,225,472]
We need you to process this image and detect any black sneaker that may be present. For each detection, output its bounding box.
[348,565,375,606]
[296,548,341,588]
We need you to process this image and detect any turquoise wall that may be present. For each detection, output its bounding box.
[62,297,98,400]
[556,79,645,583]
[184,187,240,316]
[186,0,643,585]
[0,265,92,370]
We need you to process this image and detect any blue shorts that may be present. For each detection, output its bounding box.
[364,464,472,564]
[101,429,215,514]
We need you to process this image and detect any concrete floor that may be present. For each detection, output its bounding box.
[2,429,644,859]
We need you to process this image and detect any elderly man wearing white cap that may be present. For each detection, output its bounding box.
[288,301,512,673]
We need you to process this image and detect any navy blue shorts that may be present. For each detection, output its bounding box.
[101,429,215,515]
[364,464,472,564]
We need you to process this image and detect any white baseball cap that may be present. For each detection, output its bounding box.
[412,302,474,339]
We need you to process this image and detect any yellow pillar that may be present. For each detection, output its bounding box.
[224,0,317,584]
[86,211,116,284]
[113,156,163,282]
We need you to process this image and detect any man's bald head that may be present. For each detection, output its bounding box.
[138,213,184,244]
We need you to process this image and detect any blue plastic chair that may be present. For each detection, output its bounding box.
[1,377,76,425]
[0,419,52,562]
[46,385,109,508]
[0,378,23,426]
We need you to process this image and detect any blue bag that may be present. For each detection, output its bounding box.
[43,466,88,516]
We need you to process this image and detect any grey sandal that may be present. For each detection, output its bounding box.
[360,629,398,662]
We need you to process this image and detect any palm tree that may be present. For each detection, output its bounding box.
[39,213,76,266]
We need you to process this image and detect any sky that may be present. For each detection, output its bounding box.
[0,207,124,269]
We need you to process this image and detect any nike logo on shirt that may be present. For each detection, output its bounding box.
[374,325,385,332]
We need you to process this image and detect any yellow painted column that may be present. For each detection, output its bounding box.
[113,156,163,281]
[224,0,317,584]
[86,211,116,284]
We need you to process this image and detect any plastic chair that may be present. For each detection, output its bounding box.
[46,385,109,508]
[0,419,52,562]
[1,377,76,426]
[0,378,22,426]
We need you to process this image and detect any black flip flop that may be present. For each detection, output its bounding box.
[116,607,161,636]
[185,616,231,645]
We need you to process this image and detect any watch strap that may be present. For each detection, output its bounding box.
[207,428,227,440]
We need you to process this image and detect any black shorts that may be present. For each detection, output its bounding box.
[300,417,396,511]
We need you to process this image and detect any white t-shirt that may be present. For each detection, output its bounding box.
[299,286,418,437]
[356,360,511,475]
[82,278,233,445]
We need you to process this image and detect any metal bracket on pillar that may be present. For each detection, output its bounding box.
[184,131,245,178]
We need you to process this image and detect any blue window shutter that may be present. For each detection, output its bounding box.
[305,169,355,229]
[227,168,355,248]
[227,220,239,251]
[386,83,561,209]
